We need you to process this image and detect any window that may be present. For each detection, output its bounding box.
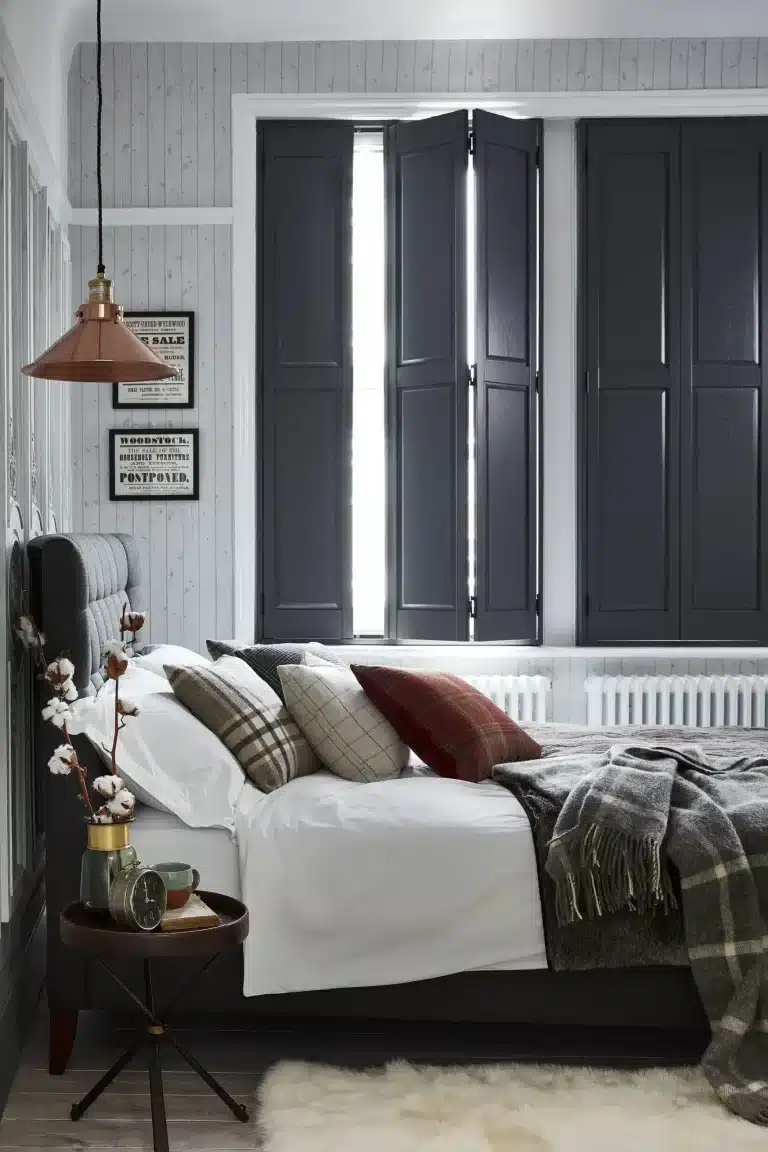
[351,131,386,637]
[258,113,541,644]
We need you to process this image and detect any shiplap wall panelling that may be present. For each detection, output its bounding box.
[68,38,768,208]
[69,223,233,650]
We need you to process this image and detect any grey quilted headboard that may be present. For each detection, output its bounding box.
[28,534,143,694]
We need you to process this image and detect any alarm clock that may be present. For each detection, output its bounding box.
[108,864,167,931]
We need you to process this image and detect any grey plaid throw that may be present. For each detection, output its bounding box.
[543,742,768,1125]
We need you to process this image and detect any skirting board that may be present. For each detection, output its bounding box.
[0,888,46,1117]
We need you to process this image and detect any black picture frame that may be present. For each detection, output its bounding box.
[109,429,200,501]
[112,311,195,409]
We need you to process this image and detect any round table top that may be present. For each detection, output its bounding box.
[60,891,249,959]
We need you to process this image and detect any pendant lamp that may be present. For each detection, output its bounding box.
[23,1,178,384]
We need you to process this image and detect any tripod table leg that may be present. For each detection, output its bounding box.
[70,1040,142,1121]
[164,1030,249,1122]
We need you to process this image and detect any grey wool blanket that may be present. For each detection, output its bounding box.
[498,738,768,1125]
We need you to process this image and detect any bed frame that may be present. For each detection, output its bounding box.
[28,533,709,1075]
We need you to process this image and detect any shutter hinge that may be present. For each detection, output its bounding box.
[584,594,590,617]
[535,369,540,392]
[468,364,477,388]
[535,592,541,617]
[584,369,589,394]
[468,595,477,620]
[535,144,542,167]
[467,127,475,156]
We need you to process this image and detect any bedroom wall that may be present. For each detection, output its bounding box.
[0,14,71,1116]
[68,36,768,653]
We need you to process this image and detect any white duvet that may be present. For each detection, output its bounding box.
[235,768,547,997]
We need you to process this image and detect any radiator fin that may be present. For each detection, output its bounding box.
[463,675,550,722]
[585,675,768,728]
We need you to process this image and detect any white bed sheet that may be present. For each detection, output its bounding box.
[131,805,241,900]
[235,770,547,997]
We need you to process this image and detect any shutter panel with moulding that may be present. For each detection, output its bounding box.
[259,121,353,641]
[582,121,682,643]
[385,111,469,641]
[681,120,768,643]
[473,110,541,642]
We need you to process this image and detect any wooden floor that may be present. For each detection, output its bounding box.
[0,998,708,1150]
[1,1005,269,1149]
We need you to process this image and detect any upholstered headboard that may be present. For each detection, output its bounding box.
[27,533,143,694]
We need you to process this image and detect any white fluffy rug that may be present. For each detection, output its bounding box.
[259,1060,766,1152]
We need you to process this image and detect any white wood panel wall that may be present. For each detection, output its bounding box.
[68,37,768,658]
[70,224,233,650]
[68,38,768,208]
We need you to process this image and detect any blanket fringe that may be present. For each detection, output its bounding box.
[551,824,677,927]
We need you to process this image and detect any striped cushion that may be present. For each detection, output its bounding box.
[166,660,320,793]
[205,640,344,701]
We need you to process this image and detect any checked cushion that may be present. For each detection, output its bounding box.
[166,657,319,792]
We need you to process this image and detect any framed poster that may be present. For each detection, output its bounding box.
[113,312,194,408]
[109,429,199,501]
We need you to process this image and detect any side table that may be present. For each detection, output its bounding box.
[60,890,250,1152]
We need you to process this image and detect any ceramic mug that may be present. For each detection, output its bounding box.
[153,861,200,909]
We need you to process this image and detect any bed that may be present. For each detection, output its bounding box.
[29,533,710,1077]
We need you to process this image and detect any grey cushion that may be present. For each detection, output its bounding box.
[205,640,344,702]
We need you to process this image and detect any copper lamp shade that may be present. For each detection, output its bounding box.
[22,274,178,384]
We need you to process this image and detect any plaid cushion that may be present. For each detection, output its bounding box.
[351,666,542,782]
[166,662,319,793]
[205,640,344,701]
[278,664,408,783]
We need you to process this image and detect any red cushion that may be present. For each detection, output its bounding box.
[350,666,542,782]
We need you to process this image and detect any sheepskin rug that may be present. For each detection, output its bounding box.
[259,1060,766,1152]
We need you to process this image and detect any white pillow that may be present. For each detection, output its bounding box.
[72,662,246,829]
[278,663,409,783]
[133,644,211,680]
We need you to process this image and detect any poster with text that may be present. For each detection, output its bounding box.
[109,430,199,500]
[113,312,194,407]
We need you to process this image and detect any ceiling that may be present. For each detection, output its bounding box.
[62,0,768,45]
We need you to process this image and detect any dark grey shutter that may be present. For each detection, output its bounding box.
[385,112,468,641]
[582,121,681,643]
[681,121,768,642]
[473,111,540,642]
[259,122,353,641]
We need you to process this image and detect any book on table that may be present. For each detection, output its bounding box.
[160,892,220,931]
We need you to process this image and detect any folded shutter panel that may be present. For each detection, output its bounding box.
[472,110,540,642]
[259,121,353,641]
[582,121,681,643]
[386,111,469,641]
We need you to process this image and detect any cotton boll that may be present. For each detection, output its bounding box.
[62,680,79,702]
[106,788,136,818]
[92,775,124,799]
[48,745,75,775]
[42,698,71,728]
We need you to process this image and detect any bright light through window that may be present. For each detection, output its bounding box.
[352,132,386,637]
[467,151,477,638]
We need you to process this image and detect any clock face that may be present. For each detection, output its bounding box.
[131,869,166,930]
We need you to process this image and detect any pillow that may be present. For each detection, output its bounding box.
[350,666,542,783]
[133,643,211,680]
[73,667,245,829]
[205,640,344,701]
[166,658,320,793]
[278,664,409,783]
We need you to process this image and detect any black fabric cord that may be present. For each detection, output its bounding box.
[96,0,104,274]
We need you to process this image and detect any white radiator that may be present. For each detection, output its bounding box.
[585,675,768,728]
[463,675,550,722]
